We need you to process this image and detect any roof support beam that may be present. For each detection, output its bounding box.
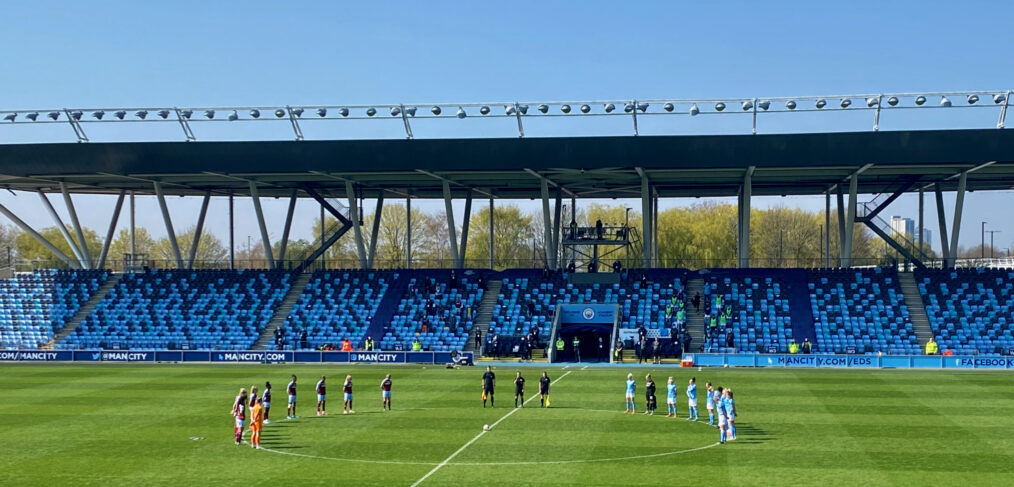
[947,171,967,268]
[37,191,86,267]
[524,168,577,198]
[934,183,951,265]
[459,189,472,269]
[61,182,93,268]
[442,181,459,269]
[0,201,80,269]
[249,182,275,270]
[97,190,125,269]
[417,169,494,198]
[153,181,183,269]
[540,179,556,270]
[346,181,368,269]
[277,190,298,265]
[187,191,211,269]
[367,192,384,269]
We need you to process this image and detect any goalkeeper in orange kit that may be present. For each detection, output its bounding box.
[250,397,264,449]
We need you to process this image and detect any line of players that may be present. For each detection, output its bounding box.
[230,373,394,448]
[624,374,737,444]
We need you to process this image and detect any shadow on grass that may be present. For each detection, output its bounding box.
[732,423,774,444]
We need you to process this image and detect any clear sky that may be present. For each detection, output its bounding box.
[1,1,1012,255]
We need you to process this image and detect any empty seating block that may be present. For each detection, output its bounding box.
[489,273,612,340]
[809,268,918,355]
[382,275,482,351]
[59,269,291,350]
[705,274,793,353]
[916,268,1014,355]
[0,269,108,349]
[278,270,391,350]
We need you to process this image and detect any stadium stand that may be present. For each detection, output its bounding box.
[808,267,919,355]
[915,268,1014,355]
[703,271,796,353]
[275,270,391,350]
[381,270,483,351]
[0,269,109,350]
[58,269,291,350]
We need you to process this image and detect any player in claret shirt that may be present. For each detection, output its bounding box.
[316,376,327,416]
[380,374,392,411]
[230,388,248,446]
[343,375,355,414]
[286,375,298,419]
[262,381,272,424]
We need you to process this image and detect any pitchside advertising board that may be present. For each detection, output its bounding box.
[0,350,472,364]
[692,353,1014,369]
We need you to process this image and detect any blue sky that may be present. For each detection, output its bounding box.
[1,1,1012,254]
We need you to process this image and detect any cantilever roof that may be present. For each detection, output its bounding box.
[0,128,1012,199]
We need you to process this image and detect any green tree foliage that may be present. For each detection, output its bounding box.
[153,225,228,267]
[15,225,102,268]
[108,227,157,264]
[464,204,535,269]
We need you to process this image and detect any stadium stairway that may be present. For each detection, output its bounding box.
[685,277,706,352]
[44,273,120,350]
[898,271,933,349]
[360,271,408,348]
[252,272,314,350]
[465,279,502,353]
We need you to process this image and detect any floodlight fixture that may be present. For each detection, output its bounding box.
[940,96,951,107]
[866,97,878,108]
[663,102,674,112]
[580,104,591,113]
[505,105,516,116]
[405,107,417,117]
[518,105,529,115]
[292,108,304,117]
[391,106,402,116]
[538,104,549,114]
[561,104,571,113]
[840,98,851,108]
[915,96,926,106]
[636,103,648,112]
[316,108,327,117]
[741,100,753,111]
[228,110,239,121]
[339,107,351,117]
[249,109,260,118]
[887,96,899,106]
[604,103,616,113]
[26,112,39,121]
[430,106,441,115]
[994,93,1006,104]
[967,94,979,105]
[456,107,466,119]
[758,100,770,110]
[135,110,148,119]
[689,103,700,116]
[203,110,215,119]
[623,103,635,113]
[3,113,15,122]
[179,110,192,119]
[479,105,490,115]
[366,107,377,117]
[92,110,105,120]
[114,110,126,120]
[815,99,827,109]
[785,100,797,110]
[274,109,286,118]
[715,102,726,112]
[157,110,170,119]
[48,112,60,120]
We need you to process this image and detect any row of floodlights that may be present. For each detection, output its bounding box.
[2,93,1008,122]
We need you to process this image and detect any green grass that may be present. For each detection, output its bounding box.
[1,363,1012,486]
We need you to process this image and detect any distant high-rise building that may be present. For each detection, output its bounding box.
[922,229,932,247]
[890,216,915,238]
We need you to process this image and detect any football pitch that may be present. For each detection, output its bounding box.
[1,363,1012,486]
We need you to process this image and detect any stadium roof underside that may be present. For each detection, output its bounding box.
[1,128,1013,199]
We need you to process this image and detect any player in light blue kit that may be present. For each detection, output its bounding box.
[665,377,678,418]
[724,389,737,441]
[716,386,728,443]
[624,373,636,414]
[686,377,698,421]
[705,381,716,425]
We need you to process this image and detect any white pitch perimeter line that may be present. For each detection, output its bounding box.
[409,370,572,487]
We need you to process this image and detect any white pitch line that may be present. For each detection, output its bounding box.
[581,365,589,370]
[409,370,572,487]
